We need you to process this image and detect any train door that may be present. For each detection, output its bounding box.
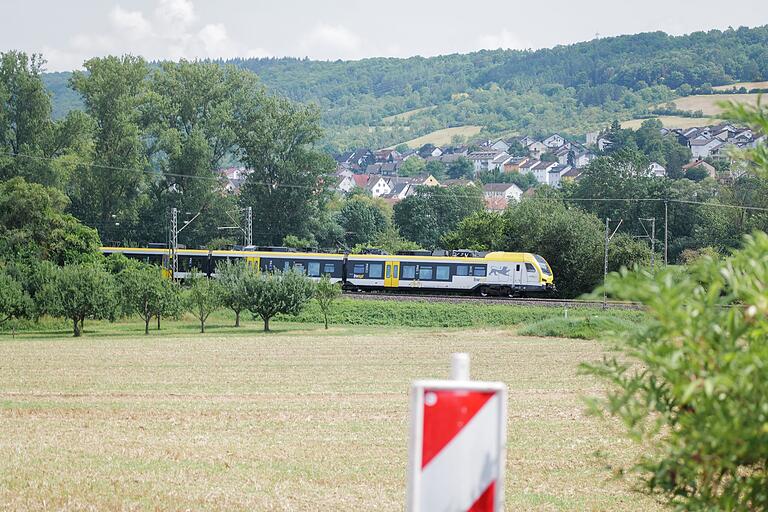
[384,261,400,288]
[246,256,260,271]
[513,262,523,286]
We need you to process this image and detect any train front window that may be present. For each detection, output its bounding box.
[534,255,552,276]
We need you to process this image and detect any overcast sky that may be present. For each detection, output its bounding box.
[3,0,768,71]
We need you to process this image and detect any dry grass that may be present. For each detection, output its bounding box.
[0,325,663,511]
[621,116,722,129]
[668,93,763,116]
[400,125,483,148]
[382,106,435,123]
[712,81,768,91]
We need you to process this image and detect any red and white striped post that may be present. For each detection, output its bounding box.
[407,353,508,512]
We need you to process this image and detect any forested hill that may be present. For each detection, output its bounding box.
[43,26,768,151]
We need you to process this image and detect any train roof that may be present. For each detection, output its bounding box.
[100,246,540,263]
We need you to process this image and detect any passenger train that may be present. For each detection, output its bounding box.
[100,246,555,297]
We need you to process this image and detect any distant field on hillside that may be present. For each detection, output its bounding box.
[670,93,762,116]
[400,125,483,148]
[713,81,768,91]
[382,106,435,123]
[621,116,722,129]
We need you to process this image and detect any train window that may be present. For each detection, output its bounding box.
[473,266,486,277]
[419,266,434,280]
[525,263,537,273]
[369,263,383,279]
[353,264,366,274]
[323,263,335,274]
[385,265,391,278]
[456,265,469,276]
[436,265,450,280]
[516,264,520,271]
[402,265,416,279]
[284,261,290,271]
[308,262,320,277]
[393,265,399,278]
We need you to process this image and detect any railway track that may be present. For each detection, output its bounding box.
[342,291,642,309]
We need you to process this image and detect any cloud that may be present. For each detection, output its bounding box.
[109,6,152,38]
[39,0,268,71]
[299,23,363,60]
[476,30,530,51]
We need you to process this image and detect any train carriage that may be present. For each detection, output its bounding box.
[100,247,554,296]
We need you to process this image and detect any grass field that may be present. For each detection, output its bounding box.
[668,93,762,116]
[620,115,722,129]
[0,319,662,510]
[400,125,483,148]
[713,81,768,91]
[382,106,435,123]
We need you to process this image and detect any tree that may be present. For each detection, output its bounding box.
[69,55,150,243]
[0,271,32,325]
[424,160,447,179]
[393,186,484,248]
[186,270,221,333]
[399,157,425,176]
[583,233,768,509]
[394,143,410,153]
[441,211,506,250]
[244,269,315,331]
[0,51,91,188]
[153,278,183,331]
[337,196,390,247]
[314,275,342,329]
[0,177,101,265]
[120,264,166,334]
[447,157,474,179]
[41,263,117,337]
[237,96,335,245]
[216,259,250,327]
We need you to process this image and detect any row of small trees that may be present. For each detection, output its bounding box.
[0,257,342,337]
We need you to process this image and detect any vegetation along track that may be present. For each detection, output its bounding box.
[342,291,642,309]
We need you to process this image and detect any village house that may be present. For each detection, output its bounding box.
[483,183,523,212]
[468,150,505,174]
[648,162,667,178]
[531,160,559,185]
[218,167,253,193]
[542,134,567,149]
[547,164,573,189]
[682,159,717,179]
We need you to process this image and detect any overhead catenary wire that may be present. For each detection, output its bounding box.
[5,150,768,213]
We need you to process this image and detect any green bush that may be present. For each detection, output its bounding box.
[280,298,634,328]
[518,315,638,339]
[582,232,768,510]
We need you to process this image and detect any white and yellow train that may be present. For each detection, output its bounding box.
[100,247,555,297]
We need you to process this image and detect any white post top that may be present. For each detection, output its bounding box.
[450,353,470,381]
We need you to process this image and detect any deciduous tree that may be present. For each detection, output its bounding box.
[314,275,341,329]
[185,270,221,334]
[244,269,315,332]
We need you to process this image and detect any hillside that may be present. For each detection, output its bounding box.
[43,25,768,151]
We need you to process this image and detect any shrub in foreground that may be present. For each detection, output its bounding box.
[582,232,768,510]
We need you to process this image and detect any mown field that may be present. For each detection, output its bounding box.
[0,303,658,511]
[621,115,722,130]
[399,125,483,148]
[712,80,768,91]
[670,93,763,116]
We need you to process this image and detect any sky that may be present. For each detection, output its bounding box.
[2,0,768,71]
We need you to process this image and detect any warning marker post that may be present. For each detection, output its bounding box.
[406,353,508,512]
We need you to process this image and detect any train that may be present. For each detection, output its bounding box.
[100,246,555,297]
